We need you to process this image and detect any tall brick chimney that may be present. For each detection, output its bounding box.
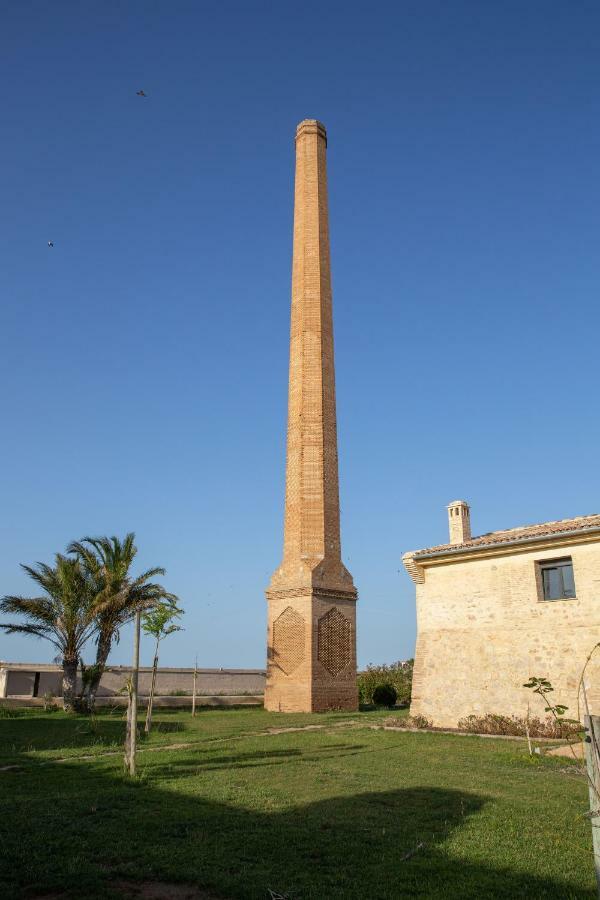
[265,120,358,713]
[447,500,471,545]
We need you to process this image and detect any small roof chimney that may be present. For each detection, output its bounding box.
[447,500,471,545]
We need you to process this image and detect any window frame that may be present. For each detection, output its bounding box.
[537,556,576,602]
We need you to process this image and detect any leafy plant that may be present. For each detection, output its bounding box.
[42,691,57,711]
[522,678,581,737]
[372,683,398,708]
[358,660,413,706]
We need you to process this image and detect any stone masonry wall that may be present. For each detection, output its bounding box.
[411,540,600,727]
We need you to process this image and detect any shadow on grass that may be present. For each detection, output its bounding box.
[0,753,593,900]
[0,713,191,759]
[140,744,371,778]
[0,715,127,758]
[151,721,186,734]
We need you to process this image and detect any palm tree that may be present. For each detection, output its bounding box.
[68,534,178,712]
[0,555,97,711]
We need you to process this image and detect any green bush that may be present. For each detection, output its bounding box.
[372,683,397,708]
[358,659,413,706]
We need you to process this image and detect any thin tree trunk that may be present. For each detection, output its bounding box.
[145,638,159,734]
[124,676,134,772]
[525,702,533,756]
[192,656,197,717]
[62,658,78,712]
[127,610,141,776]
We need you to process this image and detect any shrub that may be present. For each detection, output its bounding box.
[0,705,24,719]
[42,691,58,711]
[384,714,432,729]
[358,660,413,706]
[372,683,397,708]
[457,713,578,739]
[408,714,431,729]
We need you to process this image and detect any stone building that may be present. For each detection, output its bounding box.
[403,502,600,727]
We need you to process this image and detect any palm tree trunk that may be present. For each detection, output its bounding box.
[144,638,159,734]
[86,632,112,713]
[62,657,78,712]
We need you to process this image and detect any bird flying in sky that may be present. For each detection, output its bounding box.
[47,241,54,247]
[136,90,147,97]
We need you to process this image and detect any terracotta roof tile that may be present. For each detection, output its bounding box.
[414,513,600,557]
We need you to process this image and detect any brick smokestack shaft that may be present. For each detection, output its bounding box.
[283,119,341,566]
[265,120,357,713]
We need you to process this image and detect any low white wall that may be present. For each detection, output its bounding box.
[0,662,266,699]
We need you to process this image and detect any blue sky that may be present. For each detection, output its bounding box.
[1,1,599,670]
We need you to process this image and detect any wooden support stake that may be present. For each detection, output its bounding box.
[584,714,600,898]
[525,702,533,756]
[127,610,141,776]
[192,656,198,717]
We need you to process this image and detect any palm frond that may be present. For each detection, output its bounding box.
[0,621,63,652]
[67,541,101,571]
[0,620,52,637]
[131,567,166,587]
[0,594,57,624]
[20,562,62,599]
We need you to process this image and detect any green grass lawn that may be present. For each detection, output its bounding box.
[0,706,594,899]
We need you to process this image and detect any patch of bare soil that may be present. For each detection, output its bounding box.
[376,724,575,744]
[266,718,360,735]
[266,724,324,735]
[545,742,583,759]
[112,880,222,899]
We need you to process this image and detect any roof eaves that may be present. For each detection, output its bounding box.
[413,524,600,561]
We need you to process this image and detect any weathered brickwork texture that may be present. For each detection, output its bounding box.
[265,120,357,713]
[406,537,600,727]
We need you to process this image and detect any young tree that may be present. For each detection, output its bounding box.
[142,601,184,733]
[0,555,97,711]
[68,534,178,712]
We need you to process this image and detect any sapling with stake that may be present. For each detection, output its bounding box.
[142,601,183,734]
[525,668,600,897]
